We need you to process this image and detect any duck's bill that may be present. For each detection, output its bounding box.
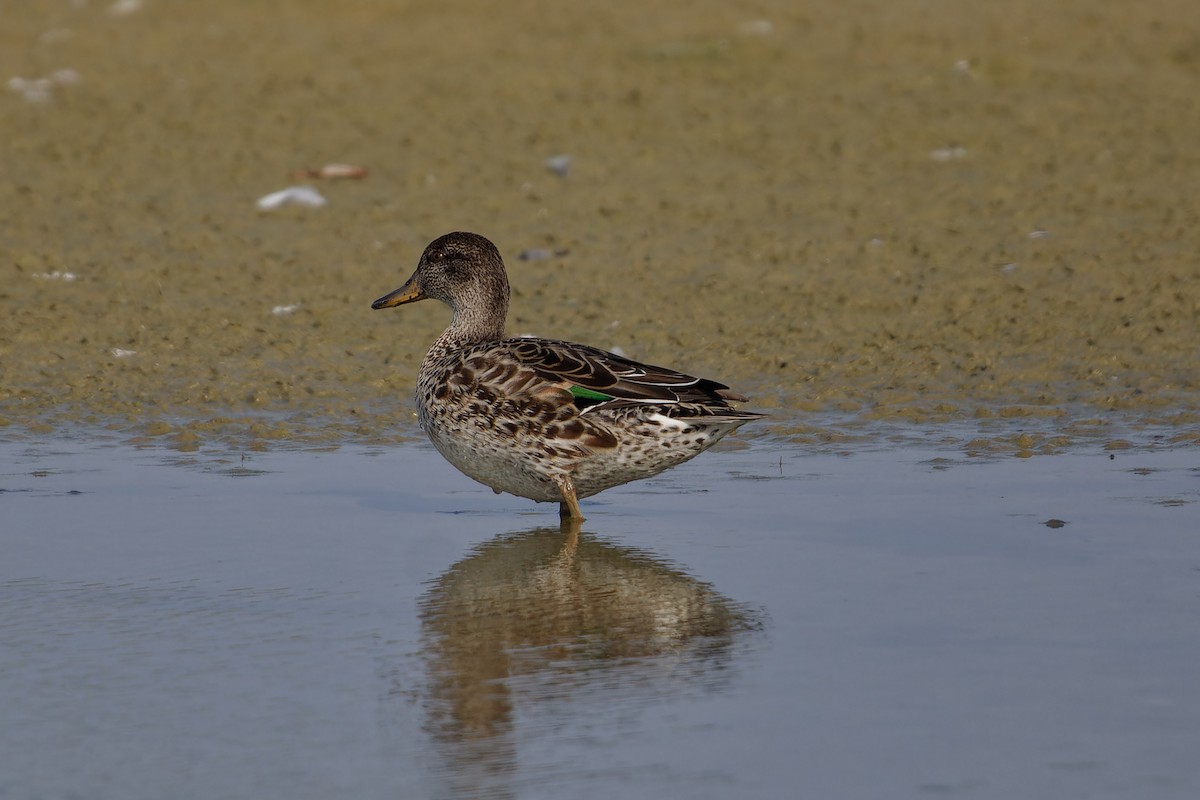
[371,276,425,309]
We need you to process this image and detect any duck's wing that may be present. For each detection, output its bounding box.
[505,337,760,417]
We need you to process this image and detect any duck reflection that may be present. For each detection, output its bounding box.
[416,521,760,796]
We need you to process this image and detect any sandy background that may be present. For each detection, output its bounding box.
[3,0,1198,450]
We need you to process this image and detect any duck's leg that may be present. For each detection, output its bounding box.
[554,474,585,521]
[557,515,581,556]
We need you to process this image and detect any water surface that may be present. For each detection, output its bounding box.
[3,435,1198,799]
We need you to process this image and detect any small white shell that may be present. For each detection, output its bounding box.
[108,0,143,16]
[255,186,327,211]
[737,19,774,36]
[929,146,968,162]
[8,70,79,103]
[50,69,81,85]
[293,163,367,179]
[8,76,53,104]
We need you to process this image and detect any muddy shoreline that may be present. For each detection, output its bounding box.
[3,1,1198,450]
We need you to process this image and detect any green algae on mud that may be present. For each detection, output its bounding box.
[3,0,1199,449]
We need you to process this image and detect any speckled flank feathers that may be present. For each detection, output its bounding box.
[371,232,763,520]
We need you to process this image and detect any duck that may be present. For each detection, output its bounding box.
[371,232,763,520]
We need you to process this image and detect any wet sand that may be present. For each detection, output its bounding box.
[3,0,1199,448]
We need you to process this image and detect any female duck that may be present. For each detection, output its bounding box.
[372,232,762,520]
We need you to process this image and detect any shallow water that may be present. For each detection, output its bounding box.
[5,1,1200,433]
[3,434,1199,799]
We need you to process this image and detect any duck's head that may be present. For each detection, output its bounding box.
[371,231,510,314]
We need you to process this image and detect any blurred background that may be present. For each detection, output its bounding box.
[4,0,1199,445]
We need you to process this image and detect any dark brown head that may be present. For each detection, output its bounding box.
[371,232,511,342]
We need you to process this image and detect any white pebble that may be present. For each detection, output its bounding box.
[108,0,143,16]
[50,68,81,86]
[39,28,74,45]
[110,348,137,358]
[929,146,968,162]
[255,186,327,211]
[544,154,571,177]
[33,271,77,281]
[8,76,53,104]
[738,19,774,36]
[271,304,301,315]
[8,70,80,103]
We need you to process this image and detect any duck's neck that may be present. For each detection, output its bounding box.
[436,288,507,351]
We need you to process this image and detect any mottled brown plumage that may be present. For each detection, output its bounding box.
[371,232,762,519]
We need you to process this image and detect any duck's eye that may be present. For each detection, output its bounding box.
[435,247,469,264]
[439,249,471,270]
